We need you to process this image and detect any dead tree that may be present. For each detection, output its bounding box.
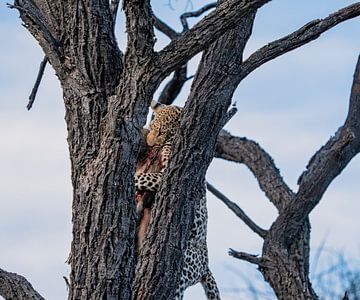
[2,1,360,299]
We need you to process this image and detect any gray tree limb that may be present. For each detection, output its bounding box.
[0,268,44,300]
[157,0,270,76]
[123,0,155,60]
[110,0,120,29]
[239,2,360,80]
[215,130,294,211]
[271,54,360,247]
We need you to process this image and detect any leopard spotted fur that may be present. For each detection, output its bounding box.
[135,101,220,299]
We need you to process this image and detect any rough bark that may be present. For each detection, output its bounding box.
[132,10,257,299]
[0,268,44,300]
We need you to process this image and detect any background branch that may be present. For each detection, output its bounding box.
[207,182,267,238]
[228,249,262,265]
[180,2,217,31]
[153,14,178,39]
[157,0,270,77]
[157,65,189,105]
[0,268,44,300]
[215,130,294,211]
[272,54,360,247]
[239,2,360,80]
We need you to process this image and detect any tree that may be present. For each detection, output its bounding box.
[1,0,360,299]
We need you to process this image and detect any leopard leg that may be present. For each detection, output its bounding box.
[201,270,220,300]
[174,277,186,300]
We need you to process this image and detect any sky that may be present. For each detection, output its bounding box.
[1,1,360,299]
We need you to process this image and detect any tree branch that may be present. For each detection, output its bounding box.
[157,65,188,105]
[272,54,360,247]
[239,2,360,79]
[207,182,267,238]
[0,268,44,300]
[157,0,270,76]
[228,249,262,265]
[123,0,155,60]
[215,130,294,211]
[153,14,178,40]
[180,2,217,31]
[27,56,47,110]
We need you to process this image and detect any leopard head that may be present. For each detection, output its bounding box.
[146,101,182,147]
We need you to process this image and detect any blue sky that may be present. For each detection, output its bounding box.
[1,1,360,299]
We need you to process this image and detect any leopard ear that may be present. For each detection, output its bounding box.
[150,100,165,112]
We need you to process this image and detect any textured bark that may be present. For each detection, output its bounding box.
[0,268,44,300]
[133,11,257,299]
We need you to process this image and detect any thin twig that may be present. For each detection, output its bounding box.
[228,249,262,265]
[240,3,360,80]
[180,2,217,31]
[27,56,47,110]
[207,182,267,238]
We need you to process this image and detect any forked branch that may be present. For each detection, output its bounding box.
[158,0,271,76]
[272,54,360,247]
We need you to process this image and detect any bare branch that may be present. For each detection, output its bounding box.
[240,2,360,79]
[215,130,294,211]
[157,0,270,76]
[153,14,178,40]
[228,249,262,265]
[207,182,267,238]
[152,14,187,105]
[272,55,360,247]
[157,65,188,105]
[180,2,217,31]
[0,268,44,300]
[27,56,47,110]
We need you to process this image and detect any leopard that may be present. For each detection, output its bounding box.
[135,100,220,300]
